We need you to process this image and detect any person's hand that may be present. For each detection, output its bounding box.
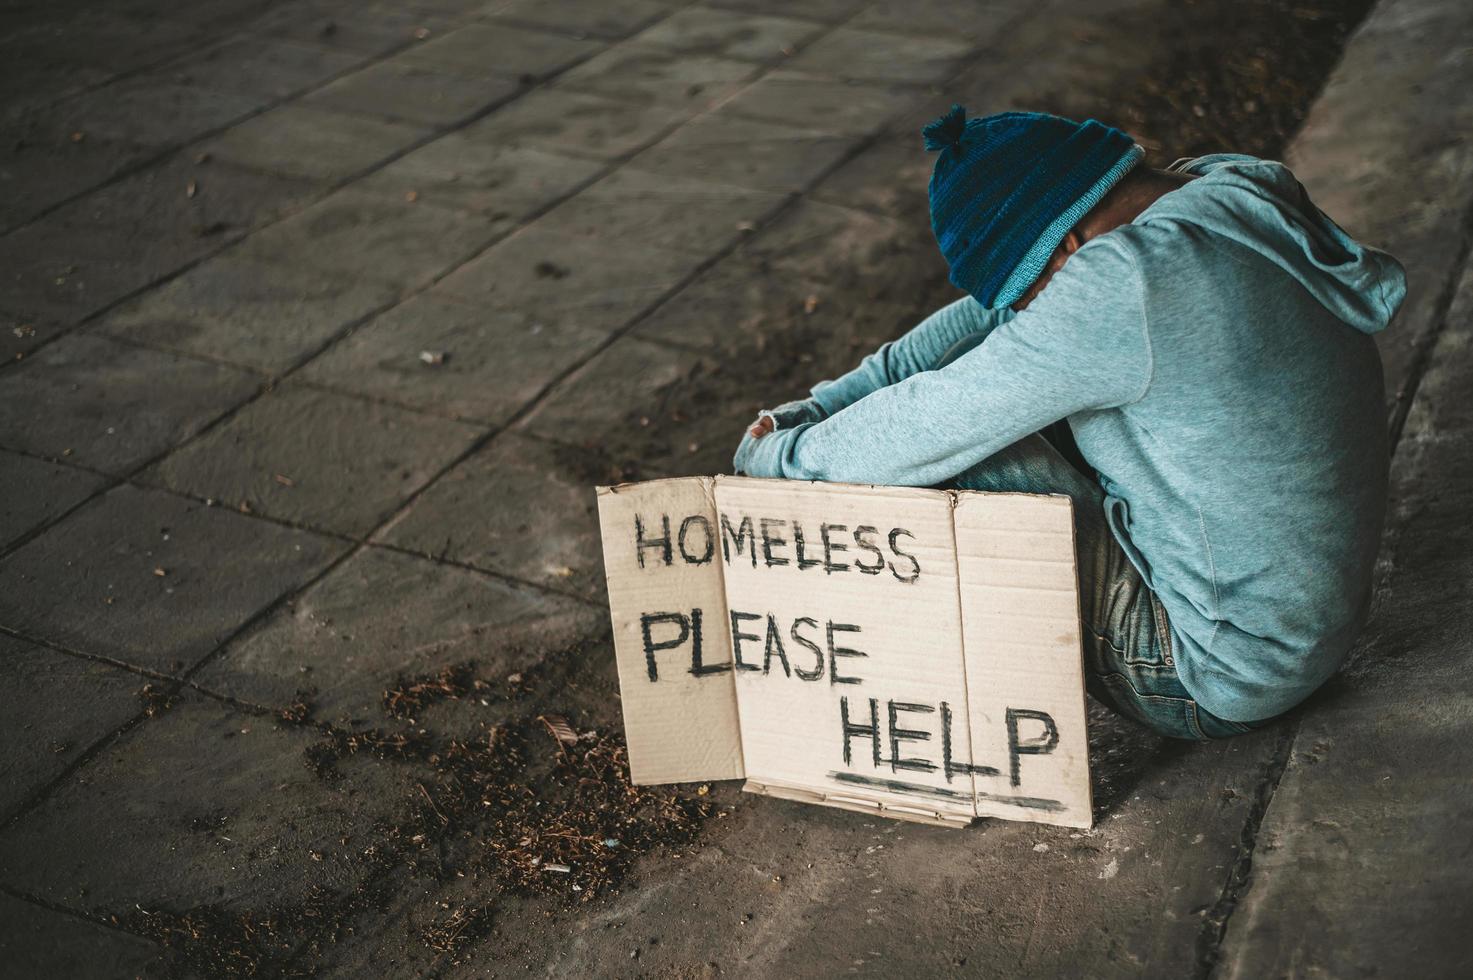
[746,415,775,439]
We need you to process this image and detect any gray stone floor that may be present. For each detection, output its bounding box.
[2,0,1471,977]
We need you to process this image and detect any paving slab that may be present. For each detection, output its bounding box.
[0,484,343,673]
[515,335,709,445]
[233,188,502,290]
[553,42,762,108]
[0,892,166,980]
[735,197,911,283]
[708,0,870,23]
[809,134,934,219]
[4,9,200,77]
[626,111,860,194]
[457,87,692,160]
[145,384,486,537]
[101,249,403,374]
[249,1,453,57]
[0,634,143,819]
[504,722,1277,977]
[392,21,602,80]
[46,76,261,149]
[0,334,260,474]
[534,167,785,261]
[1281,0,1473,418]
[302,61,521,127]
[0,213,218,326]
[299,291,609,425]
[0,449,108,549]
[490,0,673,40]
[54,152,326,269]
[851,0,1036,40]
[165,34,370,100]
[199,104,432,182]
[196,546,603,727]
[435,224,704,331]
[783,26,975,84]
[0,129,155,233]
[375,433,606,599]
[1216,257,1473,980]
[632,5,826,62]
[719,69,921,135]
[0,693,418,913]
[1,315,69,364]
[352,135,602,220]
[634,256,827,352]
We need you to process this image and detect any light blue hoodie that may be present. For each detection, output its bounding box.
[734,155,1406,722]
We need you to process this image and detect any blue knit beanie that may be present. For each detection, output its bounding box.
[923,106,1144,310]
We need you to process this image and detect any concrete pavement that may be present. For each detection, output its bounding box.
[1,0,1470,976]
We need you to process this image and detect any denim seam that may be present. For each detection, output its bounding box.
[1086,623,1167,668]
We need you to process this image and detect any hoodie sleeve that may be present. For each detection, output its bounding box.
[735,238,1152,486]
[806,295,1016,416]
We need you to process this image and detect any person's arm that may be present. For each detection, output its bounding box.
[734,294,1013,460]
[734,239,1151,486]
[808,295,1016,416]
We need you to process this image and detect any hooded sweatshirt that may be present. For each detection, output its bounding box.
[733,155,1406,722]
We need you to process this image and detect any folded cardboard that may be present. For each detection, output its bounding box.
[595,475,1092,829]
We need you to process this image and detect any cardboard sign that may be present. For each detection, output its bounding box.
[595,476,1092,829]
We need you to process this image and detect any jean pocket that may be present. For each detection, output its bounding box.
[1098,672,1208,741]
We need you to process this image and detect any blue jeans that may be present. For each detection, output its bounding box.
[934,335,1256,740]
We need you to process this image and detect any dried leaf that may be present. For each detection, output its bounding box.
[539,714,578,747]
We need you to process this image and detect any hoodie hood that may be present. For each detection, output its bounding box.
[1138,153,1406,334]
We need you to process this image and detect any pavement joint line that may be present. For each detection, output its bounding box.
[1190,199,1473,972]
[1191,719,1300,977]
[0,0,1004,843]
[1385,192,1473,450]
[0,6,726,556]
[0,702,156,831]
[0,0,301,136]
[0,8,430,239]
[0,625,181,686]
[0,880,169,950]
[0,0,648,362]
[0,436,598,609]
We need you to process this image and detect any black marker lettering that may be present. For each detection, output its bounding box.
[840,696,882,768]
[851,525,886,575]
[634,514,671,568]
[1006,708,1060,787]
[639,611,688,681]
[729,610,762,672]
[790,617,825,681]
[720,513,757,567]
[762,614,792,677]
[887,701,936,773]
[887,527,921,583]
[940,701,999,781]
[826,621,865,684]
[760,518,790,567]
[791,521,823,570]
[677,514,714,565]
[687,608,729,677]
[820,523,849,573]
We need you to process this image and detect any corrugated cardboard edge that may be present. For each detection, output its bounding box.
[743,779,973,828]
[950,490,1094,830]
[595,477,746,785]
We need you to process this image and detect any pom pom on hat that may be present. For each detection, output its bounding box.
[921,104,968,152]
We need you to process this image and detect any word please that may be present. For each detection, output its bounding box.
[639,608,865,684]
